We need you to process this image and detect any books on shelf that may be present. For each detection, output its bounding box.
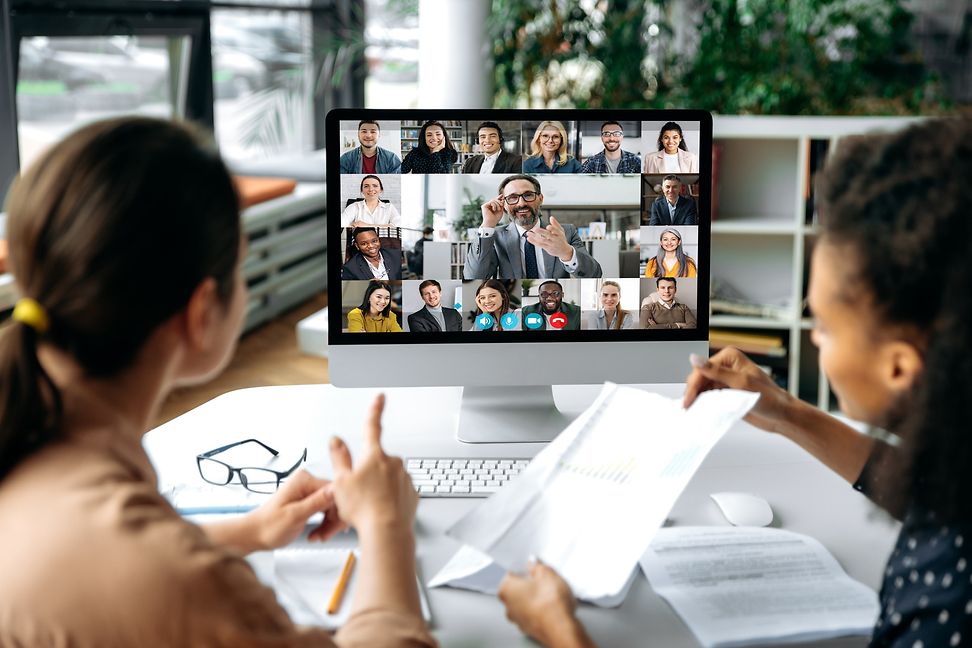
[710,328,786,358]
[710,277,792,321]
[710,298,791,321]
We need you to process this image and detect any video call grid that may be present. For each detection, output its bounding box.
[334,117,706,334]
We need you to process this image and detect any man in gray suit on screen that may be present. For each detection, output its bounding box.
[463,174,602,280]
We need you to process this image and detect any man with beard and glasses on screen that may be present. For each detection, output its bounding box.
[521,280,581,331]
[463,174,602,280]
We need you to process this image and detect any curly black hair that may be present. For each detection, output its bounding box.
[815,118,972,522]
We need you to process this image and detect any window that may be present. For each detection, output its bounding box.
[17,35,191,169]
[211,8,313,160]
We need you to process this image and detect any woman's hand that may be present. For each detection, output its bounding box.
[683,347,797,434]
[204,470,335,554]
[248,470,334,550]
[318,394,417,535]
[499,561,596,648]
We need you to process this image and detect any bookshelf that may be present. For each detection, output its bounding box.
[710,115,921,410]
[422,240,471,279]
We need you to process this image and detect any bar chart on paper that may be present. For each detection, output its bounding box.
[557,456,637,484]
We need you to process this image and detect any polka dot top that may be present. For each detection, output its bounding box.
[854,442,972,647]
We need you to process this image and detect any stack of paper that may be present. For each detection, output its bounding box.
[640,527,879,647]
[441,384,758,603]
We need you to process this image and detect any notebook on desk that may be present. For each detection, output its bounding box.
[274,547,432,630]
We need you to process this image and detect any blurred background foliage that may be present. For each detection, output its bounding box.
[489,0,950,114]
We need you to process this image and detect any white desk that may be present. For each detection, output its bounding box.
[145,384,900,647]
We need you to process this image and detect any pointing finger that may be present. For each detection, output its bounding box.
[363,393,386,454]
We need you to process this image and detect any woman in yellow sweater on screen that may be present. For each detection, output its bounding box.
[644,228,697,278]
[347,280,403,332]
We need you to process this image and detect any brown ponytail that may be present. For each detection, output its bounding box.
[0,117,241,480]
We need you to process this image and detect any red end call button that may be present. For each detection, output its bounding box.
[549,312,568,329]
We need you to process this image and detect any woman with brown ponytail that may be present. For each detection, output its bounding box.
[0,117,434,647]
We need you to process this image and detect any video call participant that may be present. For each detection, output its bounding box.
[522,121,582,174]
[522,280,581,331]
[462,121,522,174]
[649,175,698,226]
[464,174,602,280]
[470,279,518,331]
[401,120,458,174]
[347,280,402,332]
[0,117,431,647]
[584,280,636,330]
[407,280,462,332]
[341,175,402,228]
[641,278,696,329]
[342,227,403,281]
[339,120,403,174]
[644,228,698,278]
[643,121,699,174]
[579,121,642,174]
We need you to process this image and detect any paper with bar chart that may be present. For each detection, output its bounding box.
[446,383,758,601]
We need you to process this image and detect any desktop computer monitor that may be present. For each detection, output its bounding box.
[326,110,710,442]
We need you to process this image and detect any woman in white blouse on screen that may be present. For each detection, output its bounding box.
[341,174,401,228]
[644,122,699,174]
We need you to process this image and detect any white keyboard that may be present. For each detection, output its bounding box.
[406,457,529,497]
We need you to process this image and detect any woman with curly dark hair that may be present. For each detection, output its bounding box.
[499,119,972,648]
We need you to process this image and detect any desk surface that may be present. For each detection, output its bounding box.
[145,384,900,648]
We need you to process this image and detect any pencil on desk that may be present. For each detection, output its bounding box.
[327,551,356,615]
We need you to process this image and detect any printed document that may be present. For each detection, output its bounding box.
[428,543,637,607]
[446,383,758,601]
[640,527,879,647]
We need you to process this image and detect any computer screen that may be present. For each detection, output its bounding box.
[326,109,711,442]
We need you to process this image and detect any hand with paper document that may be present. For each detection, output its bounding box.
[498,560,596,648]
[445,384,758,603]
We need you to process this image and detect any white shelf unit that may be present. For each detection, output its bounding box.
[241,183,327,332]
[710,115,921,410]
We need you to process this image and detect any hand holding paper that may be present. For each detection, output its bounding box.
[443,384,759,602]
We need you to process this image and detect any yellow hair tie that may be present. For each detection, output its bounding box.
[12,298,50,334]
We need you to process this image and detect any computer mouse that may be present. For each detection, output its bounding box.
[709,491,774,527]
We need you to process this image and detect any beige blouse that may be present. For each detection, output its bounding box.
[0,427,436,648]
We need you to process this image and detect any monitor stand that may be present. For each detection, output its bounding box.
[457,385,572,444]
